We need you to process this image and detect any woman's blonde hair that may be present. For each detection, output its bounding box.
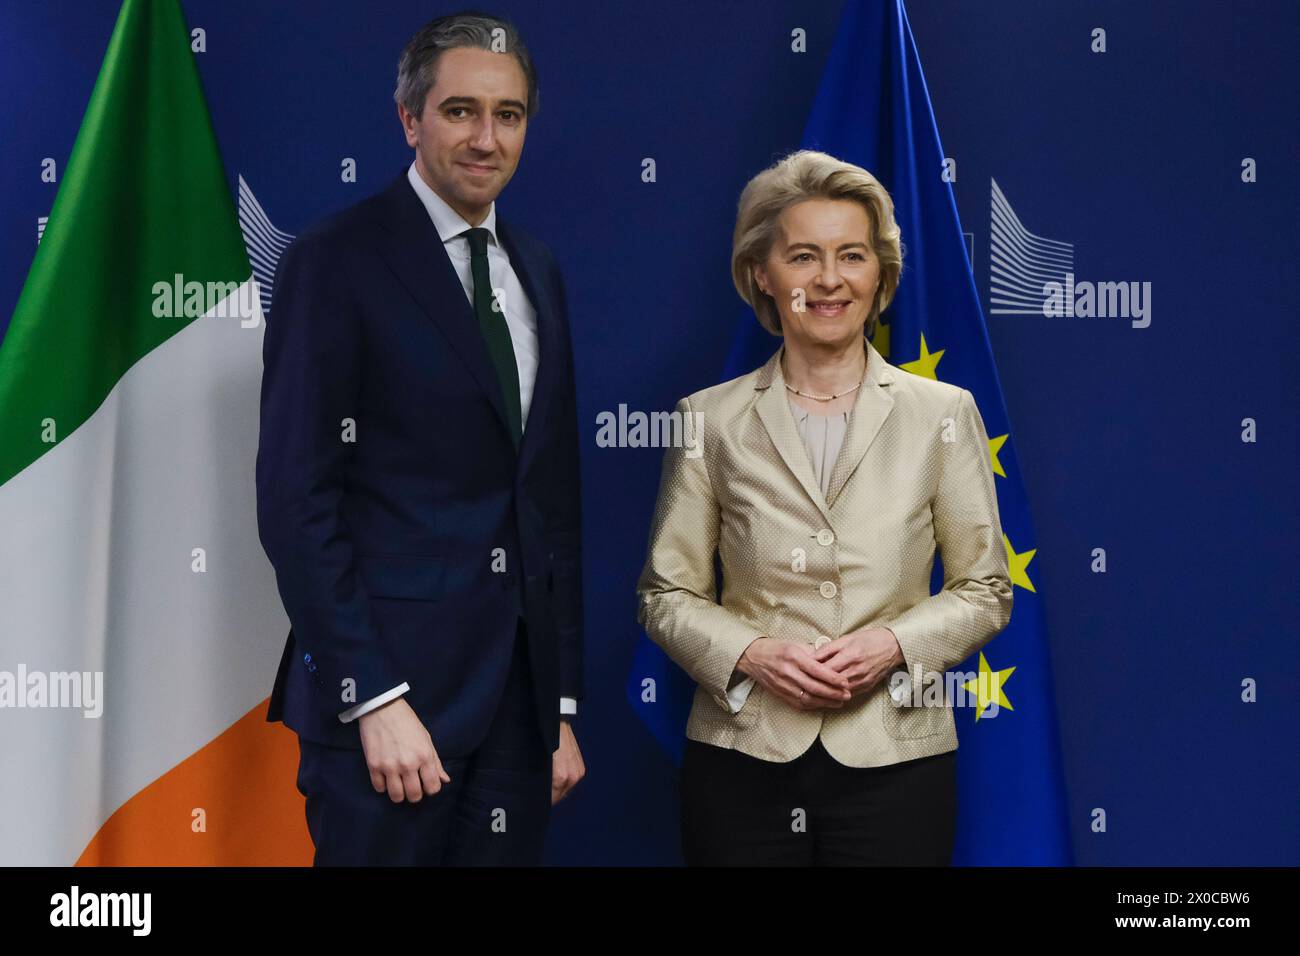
[731,149,903,338]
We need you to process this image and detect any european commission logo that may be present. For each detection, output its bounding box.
[989,178,1151,328]
[237,175,294,319]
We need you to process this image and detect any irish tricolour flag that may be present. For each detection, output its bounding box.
[0,0,309,864]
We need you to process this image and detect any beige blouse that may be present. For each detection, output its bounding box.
[786,395,851,496]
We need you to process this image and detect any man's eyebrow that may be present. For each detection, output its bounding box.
[436,95,528,114]
[784,241,870,252]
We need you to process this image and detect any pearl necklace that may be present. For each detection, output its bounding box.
[784,380,863,402]
[782,353,868,402]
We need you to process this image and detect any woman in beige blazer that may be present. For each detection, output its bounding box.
[636,150,1013,866]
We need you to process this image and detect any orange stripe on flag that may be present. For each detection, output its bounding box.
[76,701,313,866]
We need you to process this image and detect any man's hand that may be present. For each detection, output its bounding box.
[357,697,451,803]
[552,719,585,805]
[736,637,852,710]
[812,626,905,699]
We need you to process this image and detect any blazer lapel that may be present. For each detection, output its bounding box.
[497,218,558,475]
[753,338,897,521]
[754,345,834,524]
[825,338,895,508]
[373,170,514,445]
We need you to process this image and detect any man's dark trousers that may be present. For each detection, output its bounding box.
[295,618,552,866]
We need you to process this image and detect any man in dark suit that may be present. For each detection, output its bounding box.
[257,11,585,865]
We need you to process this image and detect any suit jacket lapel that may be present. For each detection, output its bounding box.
[754,345,833,524]
[374,170,513,444]
[497,218,558,474]
[753,338,896,521]
[825,338,895,508]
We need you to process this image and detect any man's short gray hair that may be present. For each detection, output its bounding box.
[394,11,539,120]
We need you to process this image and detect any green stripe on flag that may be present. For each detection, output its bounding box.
[0,0,249,486]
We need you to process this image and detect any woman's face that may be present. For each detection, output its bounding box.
[753,198,881,352]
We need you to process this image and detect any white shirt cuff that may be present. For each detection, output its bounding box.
[338,682,410,723]
[339,687,576,722]
[725,677,755,713]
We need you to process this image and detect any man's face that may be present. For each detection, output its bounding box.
[398,46,529,225]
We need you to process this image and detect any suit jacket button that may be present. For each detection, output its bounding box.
[816,528,835,546]
[814,635,832,649]
[819,581,838,599]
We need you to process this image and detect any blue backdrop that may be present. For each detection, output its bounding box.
[2,0,1296,865]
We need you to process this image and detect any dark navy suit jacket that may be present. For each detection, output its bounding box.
[257,169,583,757]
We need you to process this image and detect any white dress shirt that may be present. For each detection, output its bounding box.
[338,162,575,724]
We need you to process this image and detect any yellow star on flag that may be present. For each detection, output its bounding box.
[870,320,890,359]
[1003,533,1037,593]
[961,651,1016,722]
[898,333,944,379]
[988,433,1008,477]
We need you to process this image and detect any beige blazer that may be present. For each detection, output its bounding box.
[636,338,1012,767]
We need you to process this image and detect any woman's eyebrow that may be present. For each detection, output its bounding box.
[785,241,870,252]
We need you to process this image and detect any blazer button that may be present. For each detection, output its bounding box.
[814,635,832,649]
[819,581,838,599]
[816,528,835,546]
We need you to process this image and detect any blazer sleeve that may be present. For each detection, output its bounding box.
[636,395,766,709]
[884,388,1014,679]
[255,231,403,715]
[548,260,584,702]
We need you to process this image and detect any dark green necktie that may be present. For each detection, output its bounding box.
[461,227,522,447]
